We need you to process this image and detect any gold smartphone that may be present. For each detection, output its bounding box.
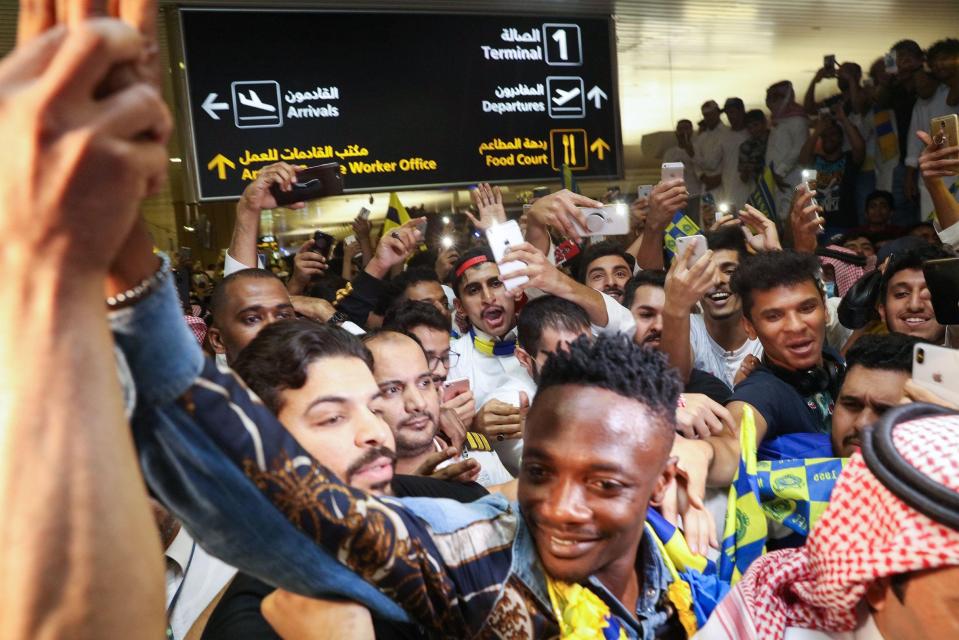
[930,114,959,160]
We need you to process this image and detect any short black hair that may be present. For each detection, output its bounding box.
[537,334,681,426]
[892,39,924,58]
[623,270,666,308]
[209,268,285,326]
[730,250,822,320]
[880,244,952,302]
[577,240,635,283]
[377,267,442,315]
[705,225,748,258]
[517,295,590,356]
[450,247,495,298]
[865,190,895,211]
[744,109,767,125]
[927,38,959,62]
[383,300,450,336]
[232,319,373,414]
[724,97,744,110]
[845,334,920,375]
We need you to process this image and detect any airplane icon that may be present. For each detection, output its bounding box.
[237,90,276,112]
[552,87,581,106]
[231,81,283,128]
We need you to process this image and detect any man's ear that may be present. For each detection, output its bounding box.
[206,326,227,355]
[515,347,535,378]
[865,577,892,612]
[651,456,679,507]
[741,313,758,341]
[877,300,887,327]
[453,297,465,317]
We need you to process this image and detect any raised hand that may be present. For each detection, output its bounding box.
[287,240,329,295]
[664,244,716,316]
[738,204,782,252]
[466,182,507,231]
[525,189,603,244]
[789,187,825,254]
[647,179,689,231]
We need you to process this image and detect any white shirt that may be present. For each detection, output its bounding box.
[696,606,885,639]
[165,528,237,640]
[663,146,704,196]
[906,83,958,219]
[694,124,730,198]
[690,314,764,388]
[766,115,810,219]
[720,128,751,208]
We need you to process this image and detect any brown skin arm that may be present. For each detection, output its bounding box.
[704,401,768,487]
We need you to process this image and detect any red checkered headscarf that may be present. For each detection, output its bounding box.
[706,413,959,640]
[819,245,866,298]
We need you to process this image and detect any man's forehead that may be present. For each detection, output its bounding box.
[407,280,444,298]
[753,281,820,308]
[631,285,664,308]
[461,261,501,284]
[588,254,630,272]
[888,268,927,289]
[227,278,291,311]
[370,334,429,373]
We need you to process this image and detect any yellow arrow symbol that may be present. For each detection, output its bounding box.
[589,137,610,161]
[207,153,236,180]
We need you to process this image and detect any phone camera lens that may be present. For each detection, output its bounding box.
[917,348,925,364]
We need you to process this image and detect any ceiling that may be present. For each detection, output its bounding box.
[0,0,956,243]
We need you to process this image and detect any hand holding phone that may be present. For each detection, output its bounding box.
[661,162,685,184]
[675,234,707,265]
[313,230,335,258]
[485,220,529,291]
[931,114,959,160]
[570,203,630,236]
[913,344,959,407]
[923,257,959,325]
[442,378,471,402]
[270,163,343,206]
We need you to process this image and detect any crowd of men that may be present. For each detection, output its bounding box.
[2,2,959,640]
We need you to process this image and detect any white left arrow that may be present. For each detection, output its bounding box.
[202,92,229,120]
[586,86,608,109]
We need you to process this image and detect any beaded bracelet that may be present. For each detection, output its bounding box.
[106,252,171,308]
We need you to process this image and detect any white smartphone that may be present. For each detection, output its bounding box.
[884,51,898,75]
[637,184,653,201]
[344,234,357,245]
[358,207,371,221]
[661,162,685,183]
[675,234,707,264]
[485,220,529,291]
[570,203,630,237]
[799,169,824,233]
[913,344,959,407]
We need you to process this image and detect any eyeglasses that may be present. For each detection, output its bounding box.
[428,349,459,371]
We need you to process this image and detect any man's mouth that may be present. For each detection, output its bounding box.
[643,332,662,346]
[785,339,816,357]
[604,287,624,300]
[350,456,394,485]
[900,315,930,327]
[401,414,432,432]
[706,291,732,304]
[538,528,603,559]
[482,306,507,329]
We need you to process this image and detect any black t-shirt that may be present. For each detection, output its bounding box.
[201,476,487,640]
[685,368,733,404]
[729,365,835,442]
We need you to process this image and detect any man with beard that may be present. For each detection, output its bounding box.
[446,244,635,436]
[364,330,513,488]
[577,241,635,305]
[660,225,764,388]
[878,244,951,346]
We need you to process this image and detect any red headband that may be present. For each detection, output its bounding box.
[454,255,488,279]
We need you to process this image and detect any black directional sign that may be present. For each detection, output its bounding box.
[178,9,621,200]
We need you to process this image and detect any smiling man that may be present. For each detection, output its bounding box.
[878,245,951,345]
[685,251,845,487]
[577,241,636,304]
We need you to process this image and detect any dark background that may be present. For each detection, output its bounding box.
[180,9,620,199]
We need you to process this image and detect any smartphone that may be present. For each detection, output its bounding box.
[931,114,959,160]
[675,234,707,264]
[913,344,959,407]
[884,51,898,74]
[440,236,455,250]
[661,162,685,183]
[344,234,357,246]
[554,238,581,265]
[532,186,551,199]
[800,169,824,233]
[824,54,837,73]
[571,203,630,236]
[313,230,335,258]
[485,220,529,291]
[923,257,959,325]
[357,206,371,221]
[637,184,653,201]
[442,377,471,402]
[270,162,343,206]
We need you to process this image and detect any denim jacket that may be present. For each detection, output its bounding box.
[111,275,681,639]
